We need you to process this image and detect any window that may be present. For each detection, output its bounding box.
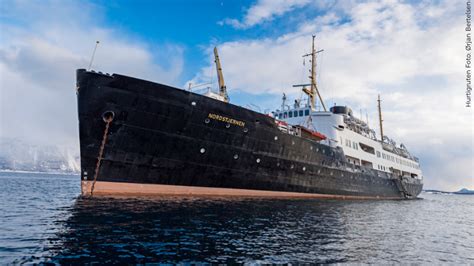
[278,113,282,119]
[382,153,385,159]
[289,111,293,118]
[299,110,304,116]
[359,143,375,154]
[305,109,310,116]
[376,151,381,158]
[284,112,288,118]
[294,111,298,117]
[353,142,358,150]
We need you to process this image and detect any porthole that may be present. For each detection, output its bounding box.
[292,141,295,145]
[290,164,294,169]
[191,101,196,106]
[200,148,206,154]
[277,162,280,167]
[330,171,333,176]
[317,169,321,174]
[316,148,319,152]
[233,154,239,160]
[226,123,231,128]
[256,158,261,163]
[302,166,306,171]
[243,128,249,133]
[204,118,210,124]
[310,146,313,150]
[274,136,278,140]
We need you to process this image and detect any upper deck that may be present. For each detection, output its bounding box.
[272,105,423,180]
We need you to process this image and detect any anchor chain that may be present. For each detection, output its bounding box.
[90,112,114,196]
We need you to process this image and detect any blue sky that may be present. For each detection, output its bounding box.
[83,0,329,89]
[0,0,472,190]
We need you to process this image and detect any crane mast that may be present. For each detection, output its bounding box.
[213,47,229,102]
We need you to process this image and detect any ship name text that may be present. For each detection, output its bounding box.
[208,113,246,127]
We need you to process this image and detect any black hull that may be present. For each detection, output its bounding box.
[76,69,422,199]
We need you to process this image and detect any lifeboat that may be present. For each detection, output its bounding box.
[298,126,327,141]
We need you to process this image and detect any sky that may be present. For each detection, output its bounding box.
[0,0,472,190]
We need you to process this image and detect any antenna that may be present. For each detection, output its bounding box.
[88,41,100,71]
[366,110,369,127]
[281,93,287,110]
[377,94,384,142]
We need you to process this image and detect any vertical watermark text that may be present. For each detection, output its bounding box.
[466,0,472,107]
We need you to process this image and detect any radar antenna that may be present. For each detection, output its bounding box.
[213,47,229,102]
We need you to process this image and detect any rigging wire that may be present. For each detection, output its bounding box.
[318,51,326,102]
[209,52,215,92]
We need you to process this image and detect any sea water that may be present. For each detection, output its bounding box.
[0,172,472,264]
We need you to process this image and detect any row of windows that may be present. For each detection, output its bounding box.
[376,151,418,169]
[342,137,419,170]
[343,139,359,150]
[277,109,310,119]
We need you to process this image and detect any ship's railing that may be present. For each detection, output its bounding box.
[382,143,418,162]
[343,116,377,141]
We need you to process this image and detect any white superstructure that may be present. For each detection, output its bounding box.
[272,104,423,180]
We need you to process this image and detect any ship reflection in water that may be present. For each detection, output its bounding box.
[42,195,469,264]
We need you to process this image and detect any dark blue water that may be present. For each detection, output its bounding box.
[0,172,472,264]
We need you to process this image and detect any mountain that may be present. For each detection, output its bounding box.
[423,188,474,195]
[454,188,474,195]
[0,138,80,173]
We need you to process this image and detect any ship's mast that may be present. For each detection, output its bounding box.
[377,94,384,141]
[302,35,326,111]
[213,47,229,102]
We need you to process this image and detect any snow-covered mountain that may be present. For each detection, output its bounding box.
[0,138,80,173]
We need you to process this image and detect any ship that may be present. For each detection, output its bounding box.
[77,36,423,199]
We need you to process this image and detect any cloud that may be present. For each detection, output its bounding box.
[192,0,473,190]
[220,0,312,29]
[0,1,184,148]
